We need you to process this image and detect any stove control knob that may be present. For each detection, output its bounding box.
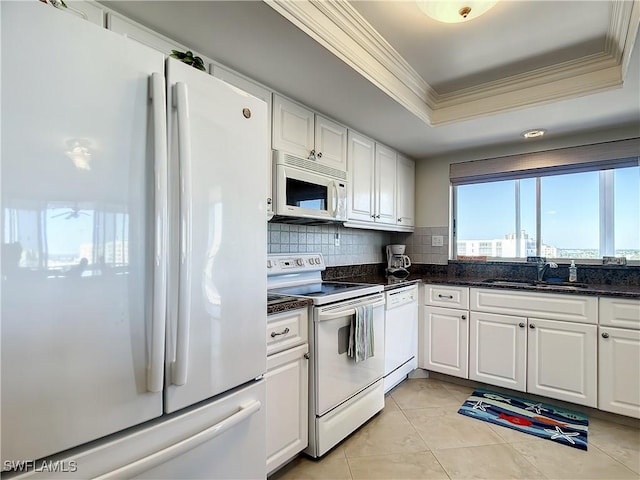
[296,258,304,266]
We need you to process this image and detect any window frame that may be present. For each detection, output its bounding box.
[451,166,639,265]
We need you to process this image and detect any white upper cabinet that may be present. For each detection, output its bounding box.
[314,115,348,172]
[347,131,376,222]
[272,95,346,173]
[59,1,104,26]
[396,154,415,228]
[375,143,397,226]
[211,64,274,218]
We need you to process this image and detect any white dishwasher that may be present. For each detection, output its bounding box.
[383,284,419,393]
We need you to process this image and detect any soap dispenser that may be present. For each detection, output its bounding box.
[569,260,577,282]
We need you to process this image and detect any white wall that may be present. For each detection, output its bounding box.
[415,124,640,229]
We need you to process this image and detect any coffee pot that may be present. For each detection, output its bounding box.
[386,244,411,277]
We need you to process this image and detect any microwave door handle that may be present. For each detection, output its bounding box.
[331,181,338,217]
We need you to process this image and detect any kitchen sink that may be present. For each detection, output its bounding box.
[482,279,589,290]
[482,279,537,287]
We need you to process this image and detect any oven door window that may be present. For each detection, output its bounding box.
[286,178,327,211]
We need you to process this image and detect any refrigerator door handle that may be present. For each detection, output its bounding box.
[172,81,192,386]
[148,72,168,393]
[94,400,262,480]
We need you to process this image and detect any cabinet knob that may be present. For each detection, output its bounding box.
[461,315,467,320]
[519,322,526,328]
[303,352,310,359]
[529,323,536,329]
[266,197,272,205]
[601,332,610,339]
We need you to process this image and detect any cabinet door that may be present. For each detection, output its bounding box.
[212,64,273,218]
[315,115,347,172]
[375,144,397,225]
[469,312,527,391]
[272,95,314,159]
[347,131,375,222]
[63,0,104,26]
[266,344,309,474]
[422,306,469,378]
[527,318,597,407]
[599,326,640,418]
[396,155,415,227]
[107,12,192,56]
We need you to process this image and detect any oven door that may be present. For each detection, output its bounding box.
[313,294,385,416]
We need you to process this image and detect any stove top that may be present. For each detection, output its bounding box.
[267,253,384,305]
[270,282,373,297]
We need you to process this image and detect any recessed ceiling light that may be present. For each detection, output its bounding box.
[522,129,546,139]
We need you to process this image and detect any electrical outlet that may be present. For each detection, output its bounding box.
[432,235,444,247]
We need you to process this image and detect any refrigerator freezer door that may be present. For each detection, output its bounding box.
[4,381,266,480]
[165,58,268,413]
[1,2,165,463]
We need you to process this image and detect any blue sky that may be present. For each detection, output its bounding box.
[457,166,639,250]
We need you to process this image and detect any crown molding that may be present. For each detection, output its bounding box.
[264,0,639,126]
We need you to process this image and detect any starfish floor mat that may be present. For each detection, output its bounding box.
[458,389,588,450]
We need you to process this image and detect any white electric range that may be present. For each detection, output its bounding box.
[267,253,386,458]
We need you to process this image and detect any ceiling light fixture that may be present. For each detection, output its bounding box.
[416,1,499,24]
[522,129,547,139]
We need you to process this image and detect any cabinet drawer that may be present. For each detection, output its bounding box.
[470,288,597,324]
[267,308,308,355]
[599,297,640,330]
[424,284,469,309]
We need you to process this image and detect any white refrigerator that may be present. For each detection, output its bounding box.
[1,2,267,478]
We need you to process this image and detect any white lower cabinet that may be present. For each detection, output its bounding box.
[598,326,640,418]
[422,306,469,379]
[266,343,309,475]
[469,312,527,392]
[266,307,309,475]
[527,318,597,407]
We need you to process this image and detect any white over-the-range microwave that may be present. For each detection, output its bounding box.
[272,150,347,223]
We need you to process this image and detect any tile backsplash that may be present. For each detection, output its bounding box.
[391,226,449,265]
[267,223,450,267]
[268,222,391,266]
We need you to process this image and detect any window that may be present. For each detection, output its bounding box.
[453,163,639,263]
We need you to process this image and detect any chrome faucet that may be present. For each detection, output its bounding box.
[536,260,558,282]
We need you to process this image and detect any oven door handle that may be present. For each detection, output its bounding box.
[317,299,386,322]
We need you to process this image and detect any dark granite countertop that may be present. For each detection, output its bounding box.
[332,272,640,298]
[267,295,311,315]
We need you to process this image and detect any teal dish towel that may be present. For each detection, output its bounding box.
[348,304,374,362]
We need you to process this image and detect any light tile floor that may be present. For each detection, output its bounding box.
[269,377,640,480]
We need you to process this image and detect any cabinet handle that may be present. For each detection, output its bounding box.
[601,332,610,339]
[270,327,290,338]
[461,315,467,320]
[303,352,310,359]
[317,152,322,158]
[308,149,316,160]
[398,218,403,222]
[371,214,376,218]
[375,214,381,219]
[266,197,272,205]
[519,322,526,328]
[529,323,536,329]
[438,294,453,299]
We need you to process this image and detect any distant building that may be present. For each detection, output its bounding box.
[457,231,555,258]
